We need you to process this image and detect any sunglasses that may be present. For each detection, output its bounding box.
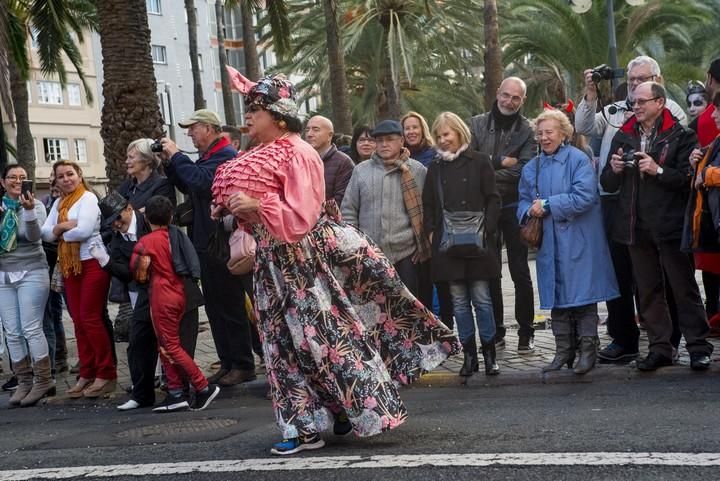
[687,99,706,108]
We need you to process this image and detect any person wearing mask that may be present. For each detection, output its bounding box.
[304,115,355,207]
[423,112,501,377]
[349,125,376,164]
[0,165,53,406]
[41,161,116,398]
[401,111,436,167]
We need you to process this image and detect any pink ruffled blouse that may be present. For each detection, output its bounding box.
[212,133,325,243]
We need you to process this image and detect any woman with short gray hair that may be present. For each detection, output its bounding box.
[118,139,176,210]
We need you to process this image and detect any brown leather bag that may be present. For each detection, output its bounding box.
[519,155,543,249]
[226,227,256,276]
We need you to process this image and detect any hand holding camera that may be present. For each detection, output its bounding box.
[635,152,660,176]
[155,137,179,161]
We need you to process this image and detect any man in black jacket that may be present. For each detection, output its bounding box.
[600,82,713,371]
[469,77,537,352]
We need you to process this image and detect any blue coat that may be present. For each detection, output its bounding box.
[517,144,619,310]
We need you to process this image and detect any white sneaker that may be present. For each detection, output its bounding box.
[117,399,142,411]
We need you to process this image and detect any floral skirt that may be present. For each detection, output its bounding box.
[252,213,461,439]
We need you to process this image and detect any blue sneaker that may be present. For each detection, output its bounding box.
[270,434,325,455]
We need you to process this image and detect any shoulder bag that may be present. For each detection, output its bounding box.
[227,227,256,275]
[519,155,543,248]
[436,165,487,258]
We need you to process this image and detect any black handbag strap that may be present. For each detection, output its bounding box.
[435,163,446,210]
[534,153,541,199]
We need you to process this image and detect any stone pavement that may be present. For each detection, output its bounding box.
[2,258,719,402]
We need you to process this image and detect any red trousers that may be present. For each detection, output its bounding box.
[64,259,116,380]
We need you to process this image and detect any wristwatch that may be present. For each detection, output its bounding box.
[656,166,664,176]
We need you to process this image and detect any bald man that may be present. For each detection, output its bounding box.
[305,115,355,206]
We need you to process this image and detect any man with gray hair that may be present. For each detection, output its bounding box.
[469,76,537,353]
[576,55,687,364]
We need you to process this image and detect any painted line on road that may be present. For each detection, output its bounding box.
[4,452,720,480]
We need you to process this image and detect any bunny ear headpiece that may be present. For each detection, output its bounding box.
[226,65,300,120]
[226,65,257,94]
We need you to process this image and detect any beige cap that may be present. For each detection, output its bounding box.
[178,109,222,128]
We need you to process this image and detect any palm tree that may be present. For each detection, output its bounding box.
[483,0,502,111]
[96,0,164,188]
[239,0,261,81]
[214,1,236,125]
[5,0,97,179]
[185,0,206,110]
[321,0,352,134]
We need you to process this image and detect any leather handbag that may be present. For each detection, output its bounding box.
[436,167,487,258]
[227,227,256,275]
[519,155,543,249]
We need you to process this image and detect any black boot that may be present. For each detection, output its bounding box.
[542,335,576,372]
[481,339,500,375]
[459,337,479,377]
[574,336,598,375]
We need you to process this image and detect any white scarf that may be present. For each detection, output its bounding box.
[436,144,468,162]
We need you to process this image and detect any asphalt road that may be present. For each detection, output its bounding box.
[2,372,720,481]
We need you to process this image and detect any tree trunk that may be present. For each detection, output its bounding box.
[185,0,206,110]
[321,0,353,135]
[378,19,401,121]
[97,0,164,189]
[240,0,261,81]
[216,1,236,126]
[9,59,35,180]
[483,0,502,112]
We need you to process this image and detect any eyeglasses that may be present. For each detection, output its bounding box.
[499,92,524,103]
[688,99,706,108]
[628,75,656,84]
[4,176,28,182]
[628,97,660,107]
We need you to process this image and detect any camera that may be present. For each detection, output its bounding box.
[622,150,641,169]
[150,139,164,153]
[591,64,625,83]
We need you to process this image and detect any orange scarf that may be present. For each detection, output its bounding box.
[57,185,87,277]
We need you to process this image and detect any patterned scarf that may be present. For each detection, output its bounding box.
[0,195,20,254]
[57,185,87,277]
[395,152,432,263]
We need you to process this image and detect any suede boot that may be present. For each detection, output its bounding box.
[574,336,598,375]
[480,339,500,375]
[459,337,479,377]
[542,335,576,372]
[21,357,54,407]
[8,357,33,406]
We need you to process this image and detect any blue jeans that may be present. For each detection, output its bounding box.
[43,289,64,370]
[449,280,496,344]
[0,269,51,363]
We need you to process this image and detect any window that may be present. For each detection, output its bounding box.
[37,81,63,105]
[30,28,39,49]
[197,54,203,71]
[146,0,161,14]
[43,138,69,162]
[26,82,32,103]
[74,139,87,163]
[67,84,82,106]
[184,7,198,24]
[151,45,167,64]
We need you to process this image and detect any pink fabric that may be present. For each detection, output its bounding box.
[212,133,325,243]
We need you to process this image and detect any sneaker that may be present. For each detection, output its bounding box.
[690,352,711,371]
[2,376,18,392]
[495,338,506,350]
[517,335,535,353]
[333,412,352,436]
[270,433,325,456]
[597,342,639,362]
[152,393,189,413]
[189,384,220,411]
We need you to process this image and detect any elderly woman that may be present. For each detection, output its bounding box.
[0,165,52,407]
[423,112,501,377]
[518,110,618,374]
[212,67,460,455]
[42,161,116,397]
[349,125,375,164]
[119,139,176,210]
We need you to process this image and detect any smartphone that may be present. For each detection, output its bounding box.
[21,180,34,197]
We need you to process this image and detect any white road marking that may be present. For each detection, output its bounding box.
[3,453,720,480]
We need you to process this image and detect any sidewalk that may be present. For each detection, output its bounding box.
[3,258,718,401]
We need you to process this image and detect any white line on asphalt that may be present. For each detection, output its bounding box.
[4,453,720,480]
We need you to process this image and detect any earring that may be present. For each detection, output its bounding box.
[278,119,287,130]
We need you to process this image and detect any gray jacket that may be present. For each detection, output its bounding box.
[341,154,427,264]
[0,199,48,273]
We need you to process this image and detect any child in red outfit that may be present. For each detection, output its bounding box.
[131,196,219,412]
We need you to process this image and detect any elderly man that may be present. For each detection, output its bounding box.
[576,55,687,364]
[341,120,429,296]
[469,76,537,353]
[600,82,712,371]
[305,115,355,206]
[160,109,256,387]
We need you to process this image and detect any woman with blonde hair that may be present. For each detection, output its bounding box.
[423,111,502,377]
[42,161,116,397]
[401,111,436,167]
[518,110,618,374]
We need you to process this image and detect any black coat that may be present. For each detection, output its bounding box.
[422,149,502,282]
[118,172,176,211]
[600,109,697,245]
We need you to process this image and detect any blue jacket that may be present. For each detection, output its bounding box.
[517,144,619,309]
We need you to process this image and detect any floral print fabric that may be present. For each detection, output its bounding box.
[253,211,461,439]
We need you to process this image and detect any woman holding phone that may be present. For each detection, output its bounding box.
[0,165,53,406]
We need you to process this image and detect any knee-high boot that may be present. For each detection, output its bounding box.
[459,337,479,377]
[21,357,54,407]
[574,336,598,374]
[542,335,576,372]
[9,357,33,406]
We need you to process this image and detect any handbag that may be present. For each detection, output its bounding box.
[108,276,130,304]
[436,166,487,258]
[519,155,544,248]
[226,227,256,275]
[174,198,194,227]
[207,219,231,263]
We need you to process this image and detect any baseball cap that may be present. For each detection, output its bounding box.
[178,109,222,128]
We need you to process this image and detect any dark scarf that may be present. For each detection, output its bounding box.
[490,101,520,131]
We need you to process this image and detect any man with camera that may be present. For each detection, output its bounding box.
[576,56,687,364]
[160,109,256,386]
[599,81,712,371]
